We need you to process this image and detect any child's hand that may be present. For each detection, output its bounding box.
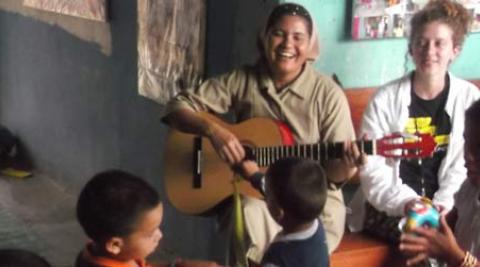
[399,215,464,266]
[403,198,418,215]
[434,204,446,215]
[233,160,260,180]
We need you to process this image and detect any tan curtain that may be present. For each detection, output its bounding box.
[22,0,107,21]
[137,0,206,104]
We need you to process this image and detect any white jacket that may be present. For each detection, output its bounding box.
[348,72,480,232]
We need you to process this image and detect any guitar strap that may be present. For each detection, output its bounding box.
[232,174,249,267]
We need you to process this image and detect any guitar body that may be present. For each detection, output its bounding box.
[164,113,436,215]
[164,113,285,215]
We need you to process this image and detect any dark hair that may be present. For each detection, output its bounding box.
[466,99,480,122]
[409,0,472,48]
[76,170,160,242]
[266,158,327,224]
[0,249,51,267]
[265,3,313,35]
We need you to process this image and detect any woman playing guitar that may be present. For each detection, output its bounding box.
[163,3,364,265]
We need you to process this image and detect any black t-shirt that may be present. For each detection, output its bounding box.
[399,74,451,199]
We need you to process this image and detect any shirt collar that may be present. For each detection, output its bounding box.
[257,62,315,99]
[404,71,456,116]
[274,219,318,242]
[82,243,149,267]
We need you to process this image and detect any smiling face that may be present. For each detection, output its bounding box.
[264,15,311,85]
[118,203,163,261]
[410,21,460,77]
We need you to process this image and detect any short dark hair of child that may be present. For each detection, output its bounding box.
[466,99,480,121]
[0,249,51,267]
[76,169,160,242]
[265,158,328,224]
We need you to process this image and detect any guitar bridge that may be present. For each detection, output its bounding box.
[193,136,202,188]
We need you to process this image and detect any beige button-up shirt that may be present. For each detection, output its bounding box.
[165,62,354,145]
[164,62,357,254]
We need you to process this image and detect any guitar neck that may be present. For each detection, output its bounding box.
[250,140,375,167]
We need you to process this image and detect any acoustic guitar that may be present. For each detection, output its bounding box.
[164,112,436,215]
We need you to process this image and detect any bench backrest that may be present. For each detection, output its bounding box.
[344,88,376,134]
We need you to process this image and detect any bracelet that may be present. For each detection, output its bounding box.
[459,251,478,267]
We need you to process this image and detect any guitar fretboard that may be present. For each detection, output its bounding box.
[250,140,375,167]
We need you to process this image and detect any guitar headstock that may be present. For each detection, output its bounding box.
[376,132,437,159]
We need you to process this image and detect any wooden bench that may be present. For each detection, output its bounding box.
[331,79,480,267]
[344,87,376,185]
[331,231,404,267]
[329,87,402,267]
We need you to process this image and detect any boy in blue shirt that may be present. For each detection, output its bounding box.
[247,158,329,267]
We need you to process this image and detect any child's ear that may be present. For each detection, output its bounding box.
[105,237,124,255]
